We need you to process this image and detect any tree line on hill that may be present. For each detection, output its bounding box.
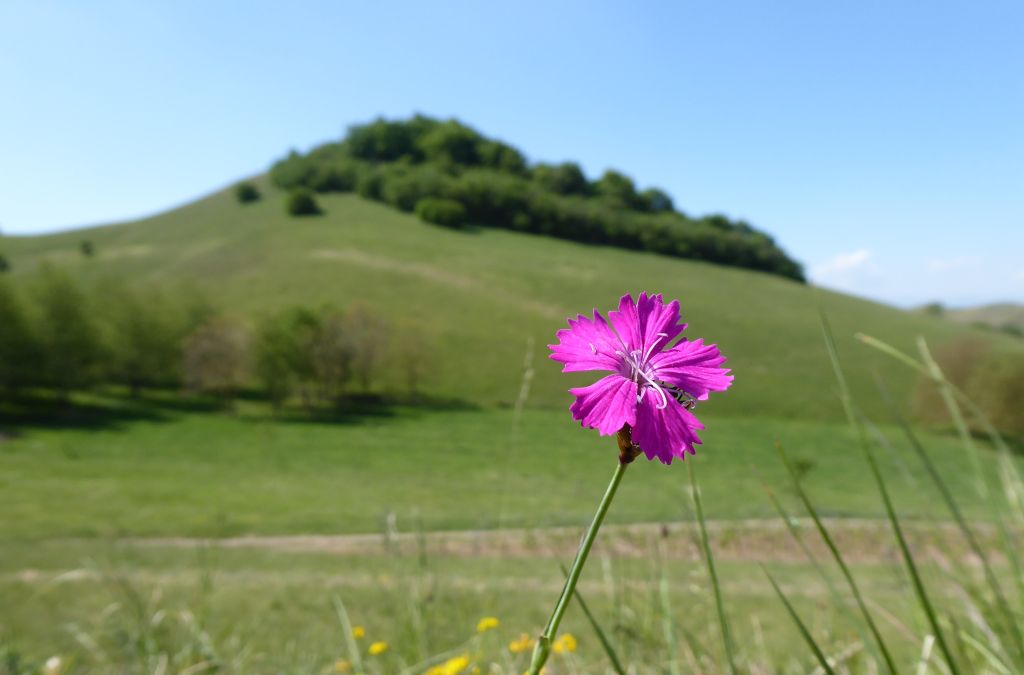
[266,115,806,282]
[0,267,430,415]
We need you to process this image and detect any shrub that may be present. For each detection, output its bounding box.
[79,240,95,257]
[415,198,467,229]
[286,188,321,216]
[969,352,1024,439]
[0,253,9,273]
[235,181,261,203]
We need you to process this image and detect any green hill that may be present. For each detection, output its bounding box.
[2,177,1017,422]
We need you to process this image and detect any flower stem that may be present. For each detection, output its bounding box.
[528,459,629,675]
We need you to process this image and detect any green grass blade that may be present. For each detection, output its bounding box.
[820,310,961,671]
[777,442,899,675]
[688,459,738,675]
[959,631,1014,675]
[872,373,1022,665]
[762,566,837,675]
[559,563,627,675]
[332,595,364,674]
[763,484,887,666]
[857,412,961,674]
[659,565,682,675]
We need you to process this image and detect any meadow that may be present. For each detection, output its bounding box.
[2,184,1023,673]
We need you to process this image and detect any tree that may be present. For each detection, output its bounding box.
[309,311,354,404]
[417,120,483,166]
[32,266,102,400]
[594,170,639,207]
[639,187,674,213]
[533,162,588,195]
[80,240,95,258]
[0,279,38,398]
[253,310,310,412]
[345,303,389,392]
[183,318,249,408]
[390,324,433,396]
[100,280,185,397]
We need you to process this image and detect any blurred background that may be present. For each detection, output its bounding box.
[1,1,1022,673]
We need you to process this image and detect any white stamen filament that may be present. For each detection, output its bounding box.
[616,348,669,410]
[642,332,669,365]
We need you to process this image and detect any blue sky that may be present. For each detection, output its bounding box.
[1,0,1021,307]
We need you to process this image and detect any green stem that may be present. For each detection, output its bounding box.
[528,459,629,675]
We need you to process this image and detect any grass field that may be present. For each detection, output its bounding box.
[2,184,1023,672]
[1,396,1014,540]
[1,393,1019,671]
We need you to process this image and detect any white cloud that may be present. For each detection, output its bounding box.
[927,255,981,272]
[811,249,873,277]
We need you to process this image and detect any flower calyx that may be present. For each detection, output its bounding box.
[616,424,642,465]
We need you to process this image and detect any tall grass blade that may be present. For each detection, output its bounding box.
[763,484,886,665]
[858,333,1024,663]
[658,559,682,675]
[762,566,836,675]
[959,631,1014,675]
[559,562,627,675]
[332,595,364,674]
[819,310,961,672]
[872,374,1022,664]
[688,459,738,675]
[777,441,899,675]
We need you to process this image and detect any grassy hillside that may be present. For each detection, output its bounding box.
[945,302,1024,334]
[1,178,1018,421]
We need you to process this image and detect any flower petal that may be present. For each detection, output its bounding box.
[548,310,623,373]
[608,292,686,357]
[569,375,638,436]
[648,338,733,400]
[631,393,704,464]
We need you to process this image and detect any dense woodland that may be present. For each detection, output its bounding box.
[268,115,806,281]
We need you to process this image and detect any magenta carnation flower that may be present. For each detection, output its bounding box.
[549,292,733,464]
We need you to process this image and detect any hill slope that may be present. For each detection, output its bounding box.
[945,302,1024,335]
[2,178,1018,421]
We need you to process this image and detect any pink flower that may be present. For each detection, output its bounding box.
[549,293,733,464]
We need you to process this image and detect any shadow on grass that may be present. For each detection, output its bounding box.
[252,392,479,426]
[0,389,478,436]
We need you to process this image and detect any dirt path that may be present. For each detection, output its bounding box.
[125,518,1003,565]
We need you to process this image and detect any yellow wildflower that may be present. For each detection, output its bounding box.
[508,633,534,653]
[476,616,500,633]
[334,659,351,672]
[368,641,388,656]
[352,626,365,639]
[471,668,481,675]
[553,633,577,654]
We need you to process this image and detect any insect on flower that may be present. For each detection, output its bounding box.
[549,292,733,464]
